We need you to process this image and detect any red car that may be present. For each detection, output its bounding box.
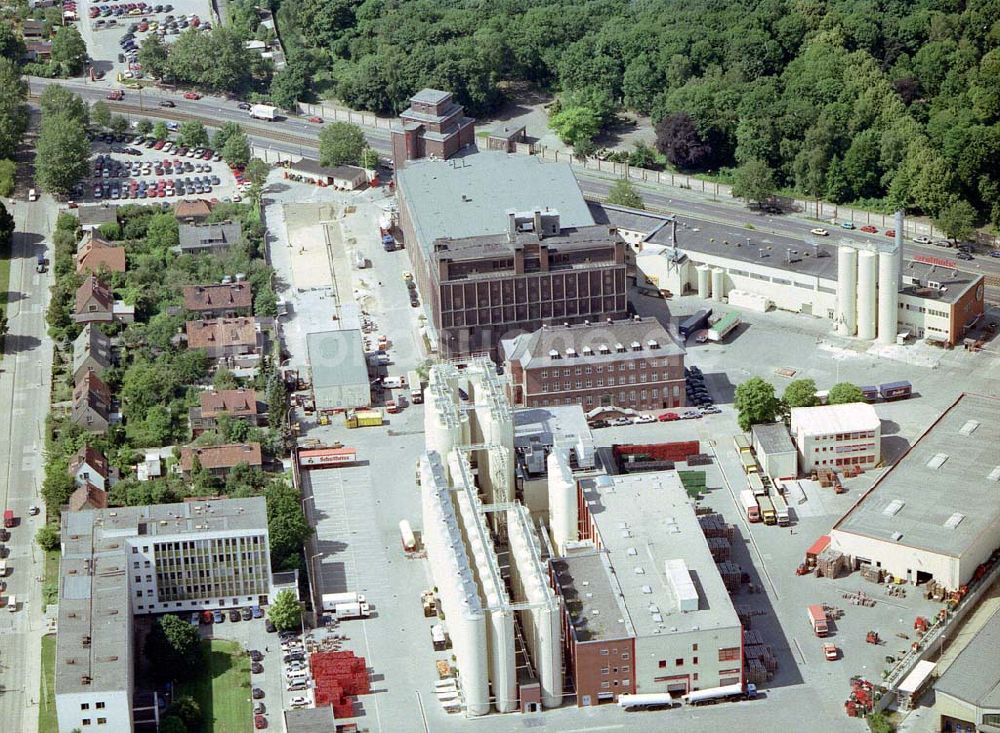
[307,116,323,123]
[184,92,202,100]
[860,225,878,233]
[884,229,896,237]
[153,140,165,150]
[658,412,680,422]
[254,715,267,730]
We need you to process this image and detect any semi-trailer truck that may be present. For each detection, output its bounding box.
[617,692,679,711]
[332,601,370,619]
[399,520,416,552]
[681,682,758,706]
[407,370,423,404]
[679,308,712,340]
[321,591,366,609]
[741,490,761,522]
[808,604,829,636]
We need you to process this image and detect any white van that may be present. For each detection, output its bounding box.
[28,188,38,201]
[6,594,15,612]
[383,376,405,389]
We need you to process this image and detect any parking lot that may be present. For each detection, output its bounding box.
[76,0,215,81]
[80,131,245,203]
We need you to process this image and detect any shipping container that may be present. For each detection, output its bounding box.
[345,409,383,428]
[756,495,776,525]
[740,490,761,522]
[879,380,912,401]
[679,308,713,339]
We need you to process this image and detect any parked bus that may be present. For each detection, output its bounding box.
[756,495,777,525]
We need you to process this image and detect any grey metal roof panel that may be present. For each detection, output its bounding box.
[752,422,796,455]
[935,607,1000,708]
[306,329,369,390]
[834,393,1000,557]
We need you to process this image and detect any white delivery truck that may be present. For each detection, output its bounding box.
[321,591,366,610]
[399,520,416,552]
[249,104,277,121]
[6,594,15,612]
[332,601,371,619]
[407,370,423,404]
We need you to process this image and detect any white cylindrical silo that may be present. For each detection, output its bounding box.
[877,248,900,345]
[696,265,711,299]
[836,246,857,336]
[710,268,725,302]
[489,610,517,712]
[538,604,563,708]
[547,450,577,556]
[856,250,878,340]
[457,607,490,716]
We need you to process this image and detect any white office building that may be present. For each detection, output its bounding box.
[790,402,881,473]
[56,498,271,732]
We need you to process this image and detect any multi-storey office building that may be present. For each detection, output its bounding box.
[790,402,881,473]
[56,499,272,732]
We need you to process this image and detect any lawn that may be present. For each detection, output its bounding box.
[177,639,252,733]
[39,634,57,733]
[43,548,60,605]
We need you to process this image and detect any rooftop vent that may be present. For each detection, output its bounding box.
[599,344,611,354]
[548,349,560,359]
[927,453,949,469]
[883,499,905,517]
[566,347,577,358]
[626,547,637,556]
[582,346,593,355]
[943,513,965,529]
[641,585,653,594]
[615,343,625,353]
[891,531,903,542]
[631,341,642,351]
[634,567,645,575]
[958,420,980,436]
[989,467,1000,482]
[648,339,659,349]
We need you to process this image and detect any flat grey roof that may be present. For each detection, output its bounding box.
[56,555,132,695]
[411,88,451,106]
[590,202,981,305]
[396,151,595,255]
[835,393,1000,557]
[552,551,631,642]
[577,471,741,639]
[306,329,369,389]
[61,497,268,557]
[513,404,592,449]
[283,706,337,733]
[751,422,796,455]
[935,606,1000,709]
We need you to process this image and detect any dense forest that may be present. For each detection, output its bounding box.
[275,0,1000,229]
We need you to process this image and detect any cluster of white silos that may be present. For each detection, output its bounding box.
[506,507,564,709]
[835,212,902,344]
[420,452,490,715]
[694,264,726,301]
[546,449,578,555]
[450,450,518,714]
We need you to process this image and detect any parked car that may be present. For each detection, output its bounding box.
[229,609,240,622]
[287,681,309,692]
[253,702,266,715]
[956,252,974,260]
[212,609,224,623]
[183,91,202,100]
[699,405,722,414]
[289,696,309,708]
[632,414,656,424]
[237,102,251,110]
[608,417,632,426]
[254,714,267,729]
[989,250,1000,258]
[658,412,680,422]
[252,605,263,619]
[201,610,213,624]
[241,607,252,621]
[912,236,931,245]
[680,410,701,419]
[884,229,896,237]
[249,650,263,662]
[809,228,829,236]
[251,663,264,674]
[252,688,265,699]
[840,221,855,230]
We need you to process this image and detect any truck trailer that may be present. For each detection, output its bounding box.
[407,370,423,403]
[808,604,829,636]
[618,692,679,710]
[756,495,776,525]
[332,601,370,619]
[399,520,416,552]
[772,492,790,526]
[682,683,757,706]
[679,308,713,340]
[321,592,366,609]
[879,380,912,401]
[707,311,741,342]
[741,490,761,522]
[249,104,277,120]
[345,409,383,428]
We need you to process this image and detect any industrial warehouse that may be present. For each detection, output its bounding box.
[830,393,1000,592]
[596,204,986,347]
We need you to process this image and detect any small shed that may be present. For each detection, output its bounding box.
[486,123,527,153]
[751,422,797,480]
[287,159,367,190]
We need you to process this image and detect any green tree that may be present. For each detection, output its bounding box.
[152,121,169,141]
[212,368,239,390]
[607,179,644,210]
[158,716,187,733]
[734,377,779,432]
[136,119,153,136]
[783,378,818,408]
[245,158,269,186]
[265,479,308,570]
[269,56,309,110]
[91,101,112,130]
[144,614,203,682]
[51,26,88,75]
[732,159,777,207]
[40,85,89,124]
[828,383,864,405]
[177,120,208,149]
[165,695,202,731]
[36,110,92,195]
[318,122,366,167]
[138,35,171,80]
[0,159,14,197]
[109,115,130,135]
[254,284,277,317]
[360,148,379,170]
[0,20,26,63]
[549,104,600,149]
[0,58,29,160]
[36,524,61,552]
[221,129,251,168]
[267,589,303,632]
[934,199,976,242]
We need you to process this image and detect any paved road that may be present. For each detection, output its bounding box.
[25,78,1000,292]
[0,193,56,733]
